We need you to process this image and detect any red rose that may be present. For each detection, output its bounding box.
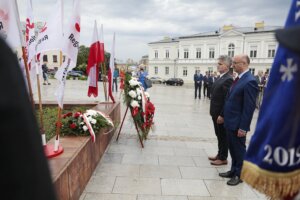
[132,107,139,117]
[73,112,82,118]
[62,112,73,118]
[69,123,77,129]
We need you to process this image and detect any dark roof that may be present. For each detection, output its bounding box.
[148,37,179,44]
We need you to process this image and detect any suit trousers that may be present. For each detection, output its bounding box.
[211,116,228,160]
[194,83,202,98]
[226,129,246,177]
[112,78,118,92]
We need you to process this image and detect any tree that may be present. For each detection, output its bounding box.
[74,45,90,73]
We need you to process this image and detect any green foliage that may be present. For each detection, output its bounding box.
[79,75,88,80]
[76,45,89,69]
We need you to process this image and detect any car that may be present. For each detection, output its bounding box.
[68,71,82,77]
[149,76,165,84]
[165,78,184,86]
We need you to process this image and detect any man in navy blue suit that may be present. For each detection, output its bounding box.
[219,54,258,186]
[194,70,203,99]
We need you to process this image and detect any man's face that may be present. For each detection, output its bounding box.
[232,56,247,74]
[217,60,228,74]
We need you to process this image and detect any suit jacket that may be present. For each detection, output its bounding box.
[210,72,233,117]
[0,38,57,200]
[194,74,203,84]
[224,71,259,132]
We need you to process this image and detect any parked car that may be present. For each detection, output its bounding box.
[68,71,82,77]
[165,78,184,86]
[149,76,165,84]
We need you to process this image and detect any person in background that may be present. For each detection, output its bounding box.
[138,67,148,91]
[112,68,119,92]
[194,70,203,99]
[219,54,258,186]
[119,68,125,90]
[41,62,50,85]
[203,71,209,97]
[209,55,233,166]
[0,37,57,200]
[255,70,264,85]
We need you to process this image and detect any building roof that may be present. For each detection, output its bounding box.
[149,26,282,44]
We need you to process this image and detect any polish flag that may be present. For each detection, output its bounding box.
[0,0,23,50]
[108,33,115,103]
[87,21,101,97]
[99,24,105,62]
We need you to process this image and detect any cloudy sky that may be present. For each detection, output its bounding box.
[16,0,289,62]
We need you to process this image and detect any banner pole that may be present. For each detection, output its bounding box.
[22,47,35,108]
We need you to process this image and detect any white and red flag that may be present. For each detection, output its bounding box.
[36,0,63,55]
[87,21,101,97]
[99,24,105,62]
[25,0,36,65]
[0,0,23,50]
[55,0,81,108]
[108,33,115,103]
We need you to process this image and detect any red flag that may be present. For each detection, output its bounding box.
[108,33,115,103]
[99,24,105,63]
[87,21,101,97]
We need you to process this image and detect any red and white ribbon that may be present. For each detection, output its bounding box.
[82,113,96,142]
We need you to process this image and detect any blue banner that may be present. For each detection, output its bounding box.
[241,0,300,199]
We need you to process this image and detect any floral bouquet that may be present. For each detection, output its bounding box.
[61,109,114,142]
[123,73,155,140]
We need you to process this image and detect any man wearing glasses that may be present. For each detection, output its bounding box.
[219,54,258,186]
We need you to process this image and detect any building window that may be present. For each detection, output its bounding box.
[184,49,189,59]
[250,46,257,58]
[165,50,169,58]
[209,48,215,59]
[154,66,158,75]
[183,67,187,77]
[63,55,66,62]
[208,67,213,74]
[53,55,58,63]
[43,55,48,62]
[196,48,201,59]
[165,66,169,75]
[154,50,158,58]
[177,49,179,58]
[195,67,200,74]
[250,68,255,75]
[228,43,235,57]
[268,45,276,58]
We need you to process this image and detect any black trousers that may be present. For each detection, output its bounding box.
[207,86,212,98]
[227,129,246,177]
[211,115,228,160]
[194,83,202,98]
[203,83,208,96]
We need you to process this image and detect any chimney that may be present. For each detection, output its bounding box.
[255,21,264,29]
[223,24,234,31]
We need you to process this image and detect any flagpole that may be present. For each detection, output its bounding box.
[101,62,108,101]
[55,51,63,148]
[22,47,35,108]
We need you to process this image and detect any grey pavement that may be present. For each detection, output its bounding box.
[36,79,266,200]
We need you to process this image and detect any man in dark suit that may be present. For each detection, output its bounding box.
[219,54,258,186]
[203,71,209,97]
[209,55,233,165]
[194,70,203,99]
[0,38,57,199]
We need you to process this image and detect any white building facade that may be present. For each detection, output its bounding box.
[148,23,281,83]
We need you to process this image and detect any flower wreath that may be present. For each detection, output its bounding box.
[61,109,114,142]
[123,73,155,140]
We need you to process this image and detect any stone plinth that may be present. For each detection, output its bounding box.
[47,102,120,200]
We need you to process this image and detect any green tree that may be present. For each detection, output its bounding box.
[75,45,90,73]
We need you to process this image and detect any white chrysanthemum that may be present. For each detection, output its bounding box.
[144,92,150,98]
[130,100,140,108]
[128,90,137,98]
[83,126,88,131]
[137,95,142,100]
[80,122,85,125]
[88,116,93,122]
[136,88,142,95]
[129,79,139,86]
[90,119,97,124]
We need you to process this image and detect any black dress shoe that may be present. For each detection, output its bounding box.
[219,171,234,178]
[227,176,243,186]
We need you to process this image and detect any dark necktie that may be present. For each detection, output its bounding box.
[230,77,239,91]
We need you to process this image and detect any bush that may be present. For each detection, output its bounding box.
[79,75,88,80]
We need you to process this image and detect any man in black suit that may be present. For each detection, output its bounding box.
[209,55,233,165]
[194,70,203,99]
[219,54,258,186]
[203,71,209,97]
[0,38,57,199]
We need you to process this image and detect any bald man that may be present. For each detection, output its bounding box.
[219,54,258,186]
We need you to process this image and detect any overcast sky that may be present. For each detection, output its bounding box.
[16,0,289,63]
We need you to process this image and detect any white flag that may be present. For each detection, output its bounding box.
[36,0,63,54]
[25,0,36,65]
[0,0,23,50]
[55,0,81,108]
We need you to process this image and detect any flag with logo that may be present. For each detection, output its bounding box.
[241,0,300,199]
[108,33,115,103]
[25,0,36,65]
[0,0,23,50]
[87,21,101,97]
[36,0,63,55]
[55,0,81,108]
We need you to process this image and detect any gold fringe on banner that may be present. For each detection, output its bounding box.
[241,161,300,200]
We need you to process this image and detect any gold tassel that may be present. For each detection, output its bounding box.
[241,161,300,199]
